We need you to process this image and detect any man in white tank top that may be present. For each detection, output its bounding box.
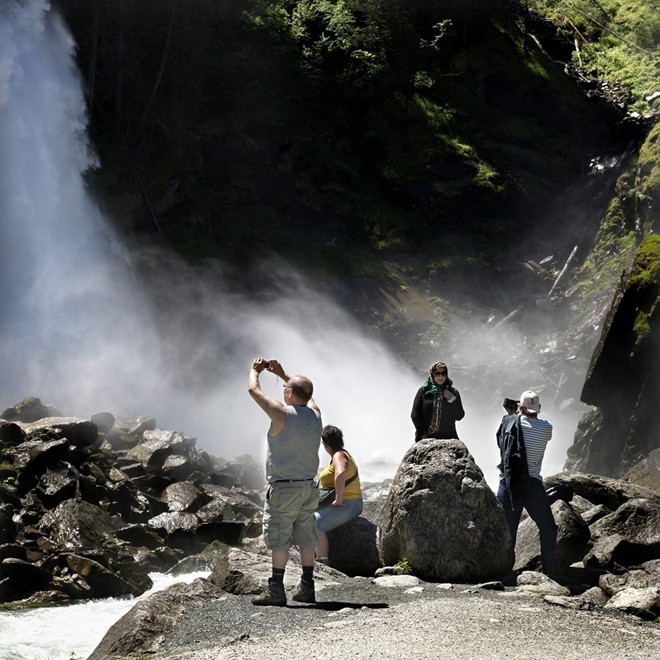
[248,357,322,605]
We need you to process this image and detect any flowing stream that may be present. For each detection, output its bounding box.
[0,571,209,659]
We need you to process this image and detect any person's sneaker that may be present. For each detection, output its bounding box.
[252,578,286,606]
[291,579,316,603]
[316,556,330,565]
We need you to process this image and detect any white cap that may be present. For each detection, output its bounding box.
[519,390,541,413]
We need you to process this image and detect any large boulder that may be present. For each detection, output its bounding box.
[585,497,660,570]
[377,439,513,582]
[621,448,660,493]
[544,472,659,511]
[0,397,57,423]
[20,418,98,449]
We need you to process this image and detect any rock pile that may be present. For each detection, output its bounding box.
[0,397,265,604]
[374,438,660,619]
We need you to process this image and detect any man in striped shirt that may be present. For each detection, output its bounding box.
[497,390,558,574]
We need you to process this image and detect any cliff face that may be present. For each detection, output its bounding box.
[566,233,660,478]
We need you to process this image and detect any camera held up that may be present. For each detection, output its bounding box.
[502,397,519,413]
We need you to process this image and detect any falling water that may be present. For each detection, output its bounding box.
[0,0,163,416]
[0,0,425,484]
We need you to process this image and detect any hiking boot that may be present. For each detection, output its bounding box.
[291,579,316,603]
[252,578,286,606]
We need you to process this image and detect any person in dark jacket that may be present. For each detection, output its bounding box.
[411,361,465,441]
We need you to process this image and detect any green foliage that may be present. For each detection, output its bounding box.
[529,0,660,113]
[394,556,412,574]
[629,234,660,344]
[637,121,660,202]
[574,192,637,301]
[55,0,643,287]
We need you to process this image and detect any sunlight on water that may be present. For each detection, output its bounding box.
[0,572,209,660]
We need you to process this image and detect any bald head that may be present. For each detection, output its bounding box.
[287,375,314,404]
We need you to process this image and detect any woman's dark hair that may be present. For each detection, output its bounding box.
[321,425,344,452]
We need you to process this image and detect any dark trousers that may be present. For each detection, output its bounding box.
[498,477,558,571]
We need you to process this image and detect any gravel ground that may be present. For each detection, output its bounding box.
[155,577,660,659]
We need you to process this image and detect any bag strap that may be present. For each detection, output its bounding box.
[329,450,359,486]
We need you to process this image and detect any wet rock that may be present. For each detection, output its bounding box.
[114,523,165,549]
[0,482,21,508]
[107,481,152,523]
[0,557,51,584]
[162,481,203,512]
[65,553,135,598]
[13,438,70,475]
[22,418,98,449]
[34,466,79,507]
[126,438,174,472]
[113,415,156,435]
[161,454,195,481]
[148,511,199,535]
[0,421,26,446]
[38,499,120,549]
[90,412,115,434]
[211,455,265,491]
[143,428,196,453]
[378,439,513,582]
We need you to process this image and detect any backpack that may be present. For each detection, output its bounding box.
[497,414,529,507]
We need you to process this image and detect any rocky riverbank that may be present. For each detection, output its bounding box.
[1,395,659,660]
[90,571,660,659]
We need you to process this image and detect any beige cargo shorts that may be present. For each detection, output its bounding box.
[263,480,318,550]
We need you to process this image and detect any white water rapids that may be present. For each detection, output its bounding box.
[0,571,209,659]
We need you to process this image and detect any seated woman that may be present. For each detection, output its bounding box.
[315,425,363,565]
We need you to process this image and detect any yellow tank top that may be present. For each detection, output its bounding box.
[319,450,362,499]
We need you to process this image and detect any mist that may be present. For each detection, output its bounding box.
[0,1,590,490]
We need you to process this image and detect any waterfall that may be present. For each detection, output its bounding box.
[0,1,421,482]
[0,0,162,416]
